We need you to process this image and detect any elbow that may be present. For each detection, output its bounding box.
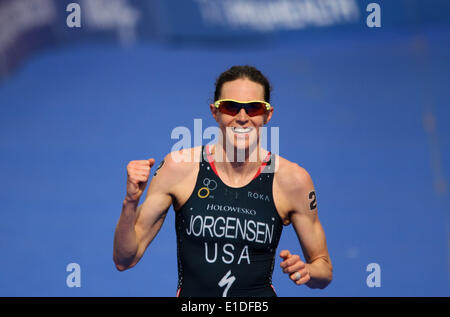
[115,263,129,272]
[113,254,135,272]
[309,275,332,290]
[114,261,136,272]
[319,263,333,289]
[307,262,333,289]
[308,277,332,290]
[319,275,333,289]
[319,266,333,289]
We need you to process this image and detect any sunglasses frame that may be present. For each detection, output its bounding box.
[214,99,272,116]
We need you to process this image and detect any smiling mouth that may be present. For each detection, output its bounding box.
[231,127,253,134]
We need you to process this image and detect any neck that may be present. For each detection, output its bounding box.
[209,141,268,176]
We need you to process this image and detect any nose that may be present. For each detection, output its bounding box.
[235,107,249,123]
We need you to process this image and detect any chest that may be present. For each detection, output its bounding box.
[172,165,291,225]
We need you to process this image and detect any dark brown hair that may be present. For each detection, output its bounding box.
[214,65,272,102]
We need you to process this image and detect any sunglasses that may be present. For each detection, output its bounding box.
[214,99,272,117]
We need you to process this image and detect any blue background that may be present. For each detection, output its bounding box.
[0,0,449,297]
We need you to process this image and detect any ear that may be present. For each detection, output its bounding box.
[210,103,219,122]
[264,107,274,125]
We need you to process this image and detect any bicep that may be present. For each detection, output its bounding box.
[287,168,329,263]
[290,210,329,263]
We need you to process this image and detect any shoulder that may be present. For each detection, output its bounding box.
[274,154,314,194]
[160,146,201,176]
[151,146,201,188]
[272,155,315,224]
[273,155,317,222]
[163,146,201,169]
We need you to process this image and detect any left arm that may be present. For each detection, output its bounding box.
[278,164,333,289]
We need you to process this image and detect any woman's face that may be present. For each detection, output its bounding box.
[210,78,273,157]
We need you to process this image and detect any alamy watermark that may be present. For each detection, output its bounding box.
[366,262,381,288]
[66,262,81,288]
[66,3,81,28]
[366,3,381,28]
[65,2,381,30]
[169,119,279,170]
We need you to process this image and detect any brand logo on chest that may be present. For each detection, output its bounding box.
[247,191,270,202]
[198,178,217,199]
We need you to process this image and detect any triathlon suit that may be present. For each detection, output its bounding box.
[175,145,283,297]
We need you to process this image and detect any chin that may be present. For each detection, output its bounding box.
[225,133,259,162]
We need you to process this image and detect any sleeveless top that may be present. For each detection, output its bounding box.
[175,145,283,297]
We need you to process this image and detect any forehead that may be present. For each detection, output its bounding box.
[220,78,264,100]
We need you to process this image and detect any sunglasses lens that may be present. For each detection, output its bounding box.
[218,101,267,117]
[245,102,266,116]
[218,101,241,116]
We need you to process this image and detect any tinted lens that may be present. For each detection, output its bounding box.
[218,101,241,116]
[218,101,266,117]
[245,102,267,116]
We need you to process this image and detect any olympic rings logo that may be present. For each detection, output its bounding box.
[197,178,217,199]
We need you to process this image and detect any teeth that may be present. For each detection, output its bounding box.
[232,127,252,133]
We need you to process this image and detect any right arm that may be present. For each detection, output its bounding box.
[113,154,175,271]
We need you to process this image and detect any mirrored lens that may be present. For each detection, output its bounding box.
[245,102,266,116]
[219,101,241,116]
[218,101,266,117]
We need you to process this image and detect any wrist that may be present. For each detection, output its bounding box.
[123,197,139,206]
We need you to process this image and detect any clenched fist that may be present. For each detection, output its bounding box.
[280,250,311,285]
[125,158,155,203]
